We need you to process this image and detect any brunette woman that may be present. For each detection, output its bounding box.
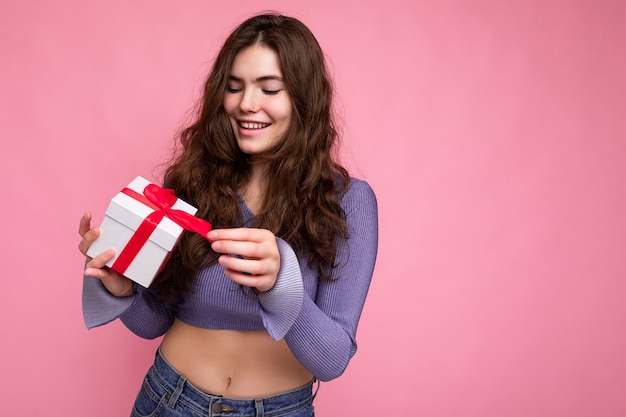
[79,13,378,417]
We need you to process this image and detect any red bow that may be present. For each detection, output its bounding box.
[111,184,212,274]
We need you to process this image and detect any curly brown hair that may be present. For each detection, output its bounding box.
[151,13,350,302]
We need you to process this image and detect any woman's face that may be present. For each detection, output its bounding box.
[223,44,292,156]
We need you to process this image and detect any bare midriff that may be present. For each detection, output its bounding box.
[159,319,313,399]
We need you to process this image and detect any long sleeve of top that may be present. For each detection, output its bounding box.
[82,178,378,381]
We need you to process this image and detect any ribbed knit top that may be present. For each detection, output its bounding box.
[82,178,378,381]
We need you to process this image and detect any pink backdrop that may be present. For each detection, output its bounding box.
[2,1,625,416]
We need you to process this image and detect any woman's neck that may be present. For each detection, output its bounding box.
[240,165,267,214]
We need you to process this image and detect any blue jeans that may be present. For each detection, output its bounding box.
[131,349,317,417]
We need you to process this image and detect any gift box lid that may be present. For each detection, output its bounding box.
[106,176,198,251]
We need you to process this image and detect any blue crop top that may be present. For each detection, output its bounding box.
[82,178,378,381]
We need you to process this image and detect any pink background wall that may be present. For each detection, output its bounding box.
[1,1,625,416]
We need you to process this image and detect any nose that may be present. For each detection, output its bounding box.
[239,89,259,113]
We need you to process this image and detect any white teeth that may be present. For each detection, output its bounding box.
[239,121,270,129]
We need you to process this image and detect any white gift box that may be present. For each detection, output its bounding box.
[87,176,198,288]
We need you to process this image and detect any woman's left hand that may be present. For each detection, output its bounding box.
[208,228,280,293]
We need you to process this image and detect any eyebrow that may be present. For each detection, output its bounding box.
[228,75,284,82]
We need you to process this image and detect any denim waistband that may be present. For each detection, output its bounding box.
[149,348,316,416]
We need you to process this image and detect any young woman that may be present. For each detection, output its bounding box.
[79,13,378,417]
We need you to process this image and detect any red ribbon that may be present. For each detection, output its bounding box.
[111,184,212,274]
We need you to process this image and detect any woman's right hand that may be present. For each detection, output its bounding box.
[78,211,134,297]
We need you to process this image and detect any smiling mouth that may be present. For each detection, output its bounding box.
[239,121,270,129]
